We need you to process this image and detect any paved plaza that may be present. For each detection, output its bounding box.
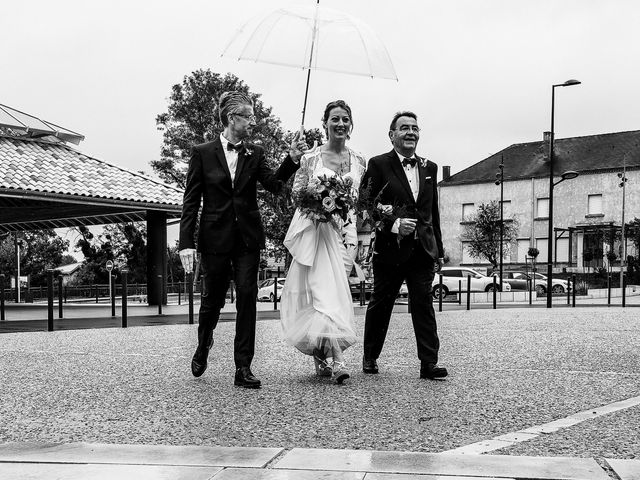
[0,306,638,479]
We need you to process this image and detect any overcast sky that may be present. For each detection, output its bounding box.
[3,0,640,183]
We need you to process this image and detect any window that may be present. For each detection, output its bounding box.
[556,237,569,262]
[516,239,530,263]
[536,198,549,218]
[461,242,475,264]
[500,200,512,217]
[462,203,475,221]
[536,238,548,263]
[588,194,603,215]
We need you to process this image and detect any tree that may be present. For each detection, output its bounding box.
[0,230,69,286]
[462,201,519,269]
[72,223,147,284]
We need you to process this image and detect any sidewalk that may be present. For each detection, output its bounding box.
[2,441,638,479]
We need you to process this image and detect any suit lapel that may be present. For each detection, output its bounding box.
[213,139,232,183]
[388,150,414,202]
[416,156,427,201]
[234,146,248,188]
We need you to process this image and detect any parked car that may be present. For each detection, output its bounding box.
[496,271,570,295]
[398,281,408,298]
[432,267,511,299]
[257,277,286,301]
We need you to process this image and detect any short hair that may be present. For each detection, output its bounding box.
[389,111,418,131]
[219,91,253,127]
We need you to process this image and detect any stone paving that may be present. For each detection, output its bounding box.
[1,306,638,479]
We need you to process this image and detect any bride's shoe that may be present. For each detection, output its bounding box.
[313,348,332,377]
[332,361,350,384]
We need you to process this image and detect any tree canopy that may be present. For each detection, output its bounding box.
[462,201,520,269]
[0,230,69,286]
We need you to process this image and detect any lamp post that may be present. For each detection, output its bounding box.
[618,157,628,290]
[547,79,581,308]
[495,156,505,285]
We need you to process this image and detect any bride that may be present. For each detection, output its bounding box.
[280,100,366,384]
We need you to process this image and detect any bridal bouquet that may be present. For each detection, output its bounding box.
[294,174,357,223]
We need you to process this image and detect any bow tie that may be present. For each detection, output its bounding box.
[402,157,417,168]
[227,142,242,152]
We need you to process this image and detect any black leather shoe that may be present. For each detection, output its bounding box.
[234,367,262,389]
[420,363,448,379]
[362,357,379,374]
[191,339,213,378]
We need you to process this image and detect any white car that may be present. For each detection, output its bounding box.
[432,267,511,299]
[257,278,286,301]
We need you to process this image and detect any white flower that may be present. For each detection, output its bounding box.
[322,196,336,212]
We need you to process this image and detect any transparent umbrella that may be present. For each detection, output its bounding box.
[221,1,398,127]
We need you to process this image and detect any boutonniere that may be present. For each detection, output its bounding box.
[419,158,428,168]
[241,142,254,156]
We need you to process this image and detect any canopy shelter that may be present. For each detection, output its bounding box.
[0,134,183,305]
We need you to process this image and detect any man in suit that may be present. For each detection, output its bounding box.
[360,111,447,380]
[179,91,306,388]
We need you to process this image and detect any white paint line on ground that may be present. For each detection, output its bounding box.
[443,394,640,455]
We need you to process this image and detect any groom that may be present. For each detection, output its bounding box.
[179,91,306,388]
[360,111,447,380]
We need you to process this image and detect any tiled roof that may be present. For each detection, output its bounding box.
[0,135,182,207]
[442,130,640,186]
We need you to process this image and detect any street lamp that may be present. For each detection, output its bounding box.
[547,79,581,308]
[618,157,629,290]
[495,156,505,285]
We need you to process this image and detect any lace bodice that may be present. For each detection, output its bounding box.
[292,146,367,197]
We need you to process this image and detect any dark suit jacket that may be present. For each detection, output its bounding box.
[179,137,299,254]
[360,149,444,265]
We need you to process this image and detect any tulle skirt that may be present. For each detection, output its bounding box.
[280,209,357,356]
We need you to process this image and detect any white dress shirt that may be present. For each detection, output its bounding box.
[391,151,419,234]
[220,133,241,187]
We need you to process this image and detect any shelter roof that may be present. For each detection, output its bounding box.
[441,130,640,186]
[0,135,183,233]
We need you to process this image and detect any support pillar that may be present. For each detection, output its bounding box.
[146,211,167,306]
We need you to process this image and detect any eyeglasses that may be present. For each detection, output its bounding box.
[397,125,420,133]
[234,113,256,122]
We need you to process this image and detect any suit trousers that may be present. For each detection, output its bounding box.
[198,227,260,369]
[363,241,439,364]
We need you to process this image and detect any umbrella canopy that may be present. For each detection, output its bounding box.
[222,2,397,125]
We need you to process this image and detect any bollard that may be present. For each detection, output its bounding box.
[622,274,626,307]
[47,270,54,332]
[187,272,194,325]
[111,275,116,317]
[178,280,182,306]
[567,276,570,305]
[0,274,5,321]
[492,276,497,309]
[121,270,128,328]
[528,279,532,305]
[438,274,443,312]
[57,275,63,319]
[157,275,163,315]
[466,275,471,311]
[359,281,365,307]
[607,273,611,306]
[458,279,462,305]
[273,278,278,310]
[572,274,576,308]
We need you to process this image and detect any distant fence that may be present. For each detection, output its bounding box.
[0,281,203,304]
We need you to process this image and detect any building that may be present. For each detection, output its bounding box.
[438,130,640,273]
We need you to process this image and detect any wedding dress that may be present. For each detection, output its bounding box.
[280,146,366,357]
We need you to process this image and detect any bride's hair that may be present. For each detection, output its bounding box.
[322,100,353,140]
